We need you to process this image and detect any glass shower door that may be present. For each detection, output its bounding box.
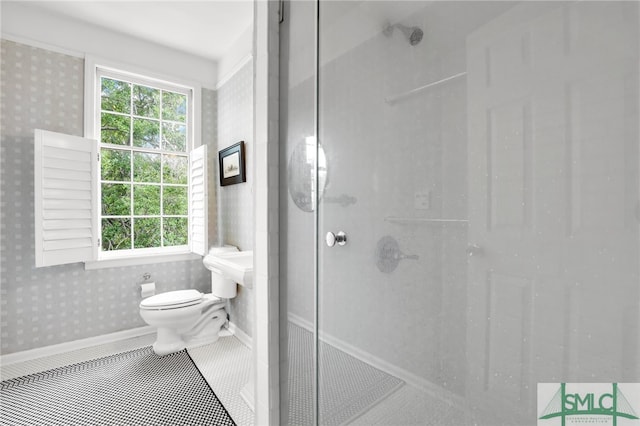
[316,2,475,424]
[313,1,640,425]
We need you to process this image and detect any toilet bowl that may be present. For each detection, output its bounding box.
[139,246,239,356]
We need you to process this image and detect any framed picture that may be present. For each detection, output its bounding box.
[218,141,246,186]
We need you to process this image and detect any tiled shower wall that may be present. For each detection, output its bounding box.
[216,59,255,338]
[0,40,214,354]
[280,1,470,394]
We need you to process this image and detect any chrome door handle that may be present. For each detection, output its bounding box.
[326,231,347,247]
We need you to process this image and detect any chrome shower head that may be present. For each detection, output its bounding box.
[383,23,424,46]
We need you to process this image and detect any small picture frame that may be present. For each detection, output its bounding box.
[218,141,246,186]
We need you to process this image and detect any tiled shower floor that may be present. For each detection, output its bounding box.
[0,331,254,426]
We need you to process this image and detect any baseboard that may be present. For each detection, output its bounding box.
[227,321,252,350]
[287,313,464,407]
[1,326,155,366]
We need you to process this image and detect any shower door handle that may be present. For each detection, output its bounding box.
[326,231,347,247]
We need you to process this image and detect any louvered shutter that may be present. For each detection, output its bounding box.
[34,129,98,267]
[189,145,208,256]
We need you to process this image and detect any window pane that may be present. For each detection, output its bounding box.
[133,118,160,149]
[101,78,130,113]
[163,155,188,184]
[133,85,160,118]
[101,148,130,182]
[133,152,161,182]
[133,185,161,215]
[163,186,188,215]
[164,217,188,246]
[102,218,131,251]
[101,184,130,215]
[101,113,130,145]
[162,123,187,152]
[134,218,161,248]
[162,91,187,122]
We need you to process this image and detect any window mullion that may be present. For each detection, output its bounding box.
[129,85,135,251]
[160,90,164,248]
[101,144,187,157]
[160,159,165,249]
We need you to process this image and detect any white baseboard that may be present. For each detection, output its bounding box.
[287,313,464,407]
[1,326,155,366]
[227,321,252,350]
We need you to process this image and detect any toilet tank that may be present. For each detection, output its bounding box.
[205,246,238,298]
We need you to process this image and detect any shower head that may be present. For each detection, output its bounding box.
[383,23,424,46]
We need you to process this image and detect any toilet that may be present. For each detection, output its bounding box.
[139,246,239,356]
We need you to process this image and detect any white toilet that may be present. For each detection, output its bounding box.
[139,246,239,356]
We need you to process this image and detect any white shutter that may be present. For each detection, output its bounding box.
[34,129,98,267]
[189,145,208,256]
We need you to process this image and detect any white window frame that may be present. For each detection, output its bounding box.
[93,70,191,258]
[81,57,204,268]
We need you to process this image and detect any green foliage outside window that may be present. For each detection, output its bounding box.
[163,187,188,216]
[162,91,187,122]
[133,85,160,118]
[164,218,188,246]
[133,118,160,149]
[100,76,189,251]
[163,155,188,184]
[101,78,130,113]
[133,185,161,215]
[101,113,130,146]
[101,184,130,216]
[162,123,187,151]
[134,218,162,249]
[133,152,161,182]
[101,149,131,181]
[102,218,131,251]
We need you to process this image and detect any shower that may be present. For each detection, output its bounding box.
[383,22,424,46]
[280,1,640,425]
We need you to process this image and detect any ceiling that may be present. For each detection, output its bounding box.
[21,1,253,62]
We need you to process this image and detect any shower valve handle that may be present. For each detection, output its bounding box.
[326,231,347,247]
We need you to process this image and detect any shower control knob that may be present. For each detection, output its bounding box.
[326,231,347,247]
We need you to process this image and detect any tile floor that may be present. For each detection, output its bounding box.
[1,329,470,426]
[1,331,254,426]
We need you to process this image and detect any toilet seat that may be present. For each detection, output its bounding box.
[140,289,204,310]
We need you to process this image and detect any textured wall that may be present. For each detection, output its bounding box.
[217,59,254,338]
[0,40,212,354]
[202,88,219,248]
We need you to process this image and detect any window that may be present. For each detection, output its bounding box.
[34,60,207,268]
[98,73,190,253]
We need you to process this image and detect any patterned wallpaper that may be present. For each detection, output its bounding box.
[0,40,213,354]
[217,59,255,338]
[202,87,219,248]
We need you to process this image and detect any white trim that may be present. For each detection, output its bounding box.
[188,145,208,255]
[84,252,201,270]
[227,321,252,350]
[1,33,85,58]
[215,54,253,90]
[84,55,98,141]
[287,313,465,407]
[0,326,154,366]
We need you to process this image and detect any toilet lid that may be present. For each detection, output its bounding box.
[140,289,203,309]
